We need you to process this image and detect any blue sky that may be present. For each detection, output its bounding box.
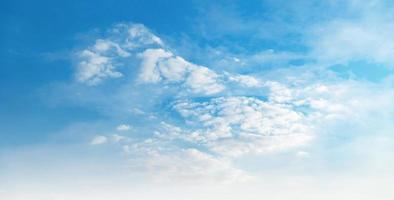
[1,0,394,199]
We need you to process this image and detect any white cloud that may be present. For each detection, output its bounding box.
[76,49,124,85]
[102,131,252,183]
[174,96,313,157]
[90,135,108,145]
[309,19,394,66]
[170,76,394,157]
[226,72,261,87]
[137,48,182,83]
[185,66,224,94]
[76,23,163,85]
[93,39,130,57]
[137,48,224,95]
[76,22,226,95]
[116,124,131,131]
[114,23,163,48]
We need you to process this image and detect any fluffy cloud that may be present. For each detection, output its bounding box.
[75,23,162,85]
[173,96,312,156]
[184,66,224,94]
[76,23,225,95]
[137,48,174,83]
[76,48,125,85]
[137,48,224,95]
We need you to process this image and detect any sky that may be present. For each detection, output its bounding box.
[1,0,394,199]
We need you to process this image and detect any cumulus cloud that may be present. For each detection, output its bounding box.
[137,48,224,95]
[75,23,225,95]
[173,96,313,156]
[75,23,162,85]
[137,48,174,83]
[76,48,125,85]
[184,66,224,94]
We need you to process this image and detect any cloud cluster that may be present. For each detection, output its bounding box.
[75,23,232,96]
[74,23,322,181]
[75,23,162,85]
[75,20,394,184]
[173,96,312,157]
